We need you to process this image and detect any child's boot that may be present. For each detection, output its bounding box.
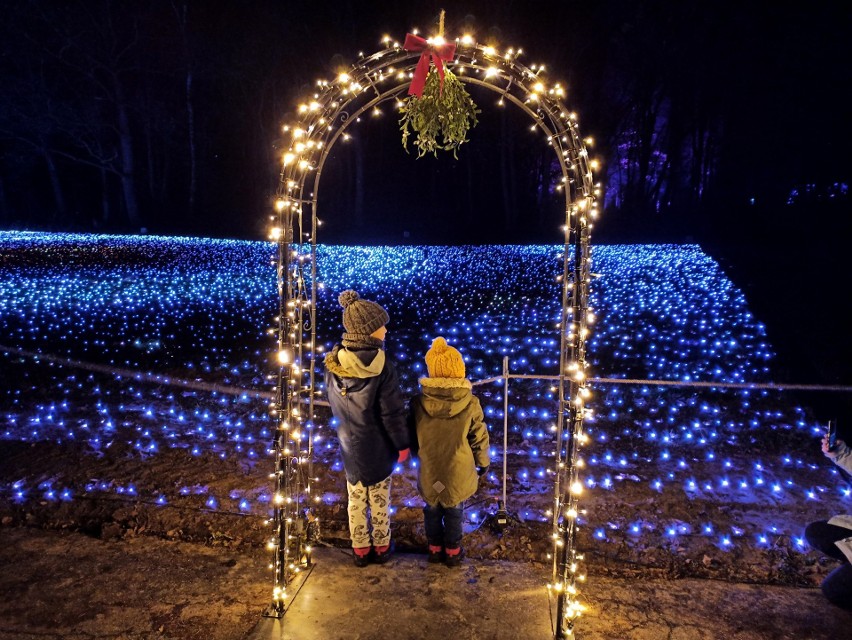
[373,543,393,564]
[353,546,371,567]
[445,546,463,567]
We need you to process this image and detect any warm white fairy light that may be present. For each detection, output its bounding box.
[262,24,603,631]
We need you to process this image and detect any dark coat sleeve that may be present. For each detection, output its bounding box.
[407,400,420,456]
[378,360,410,452]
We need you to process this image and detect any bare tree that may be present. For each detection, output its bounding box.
[0,0,190,229]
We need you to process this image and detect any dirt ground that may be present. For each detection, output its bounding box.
[1,526,851,640]
[2,236,851,638]
[1,408,851,640]
[0,360,841,588]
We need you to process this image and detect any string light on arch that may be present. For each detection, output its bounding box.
[267,20,598,636]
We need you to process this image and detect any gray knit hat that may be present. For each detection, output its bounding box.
[338,290,389,336]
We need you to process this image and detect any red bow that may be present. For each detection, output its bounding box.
[403,33,457,98]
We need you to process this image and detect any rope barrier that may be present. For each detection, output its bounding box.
[4,345,851,400]
[486,372,852,393]
[0,345,275,400]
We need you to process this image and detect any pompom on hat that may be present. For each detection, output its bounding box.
[425,337,466,379]
[338,290,389,336]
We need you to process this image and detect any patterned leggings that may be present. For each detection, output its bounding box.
[346,475,392,548]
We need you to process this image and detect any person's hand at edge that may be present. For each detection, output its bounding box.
[823,435,843,459]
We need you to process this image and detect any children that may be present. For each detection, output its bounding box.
[324,290,410,566]
[410,337,490,566]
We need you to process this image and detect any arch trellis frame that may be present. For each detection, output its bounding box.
[267,35,597,639]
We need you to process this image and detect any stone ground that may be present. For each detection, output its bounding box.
[1,527,850,640]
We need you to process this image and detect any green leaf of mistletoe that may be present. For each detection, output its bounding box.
[399,69,480,158]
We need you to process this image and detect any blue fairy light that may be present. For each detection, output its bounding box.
[0,232,843,574]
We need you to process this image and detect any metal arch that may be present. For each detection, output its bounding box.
[269,38,597,638]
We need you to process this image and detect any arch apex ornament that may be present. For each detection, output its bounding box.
[266,23,599,639]
[402,32,456,97]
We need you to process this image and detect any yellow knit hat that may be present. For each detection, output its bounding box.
[425,337,465,379]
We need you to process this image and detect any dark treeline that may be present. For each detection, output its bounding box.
[0,0,847,244]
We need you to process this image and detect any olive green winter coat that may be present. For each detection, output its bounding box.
[410,377,490,508]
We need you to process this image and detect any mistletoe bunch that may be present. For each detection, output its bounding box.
[399,68,480,158]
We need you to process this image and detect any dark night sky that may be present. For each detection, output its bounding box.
[278,1,850,243]
[0,0,848,244]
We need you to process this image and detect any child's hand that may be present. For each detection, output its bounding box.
[398,448,410,463]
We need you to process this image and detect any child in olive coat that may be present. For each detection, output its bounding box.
[410,337,490,566]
